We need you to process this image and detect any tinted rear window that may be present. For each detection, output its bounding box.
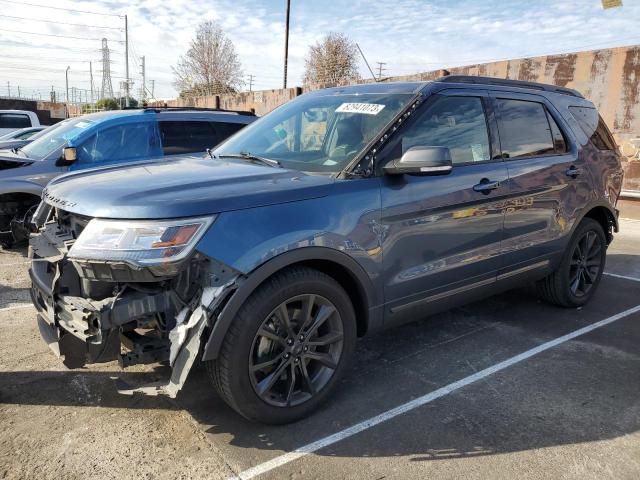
[495,99,555,158]
[0,113,31,128]
[569,106,616,150]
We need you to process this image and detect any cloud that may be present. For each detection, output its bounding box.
[0,0,638,99]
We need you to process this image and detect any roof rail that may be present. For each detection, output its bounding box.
[435,75,584,98]
[122,106,256,116]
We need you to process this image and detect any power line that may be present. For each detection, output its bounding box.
[0,0,122,17]
[0,14,123,30]
[2,28,124,43]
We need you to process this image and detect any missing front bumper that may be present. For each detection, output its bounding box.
[29,216,240,397]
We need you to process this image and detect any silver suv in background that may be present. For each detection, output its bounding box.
[0,110,40,136]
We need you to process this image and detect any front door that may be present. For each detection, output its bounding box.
[378,89,508,325]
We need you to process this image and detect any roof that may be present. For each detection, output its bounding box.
[435,75,584,98]
[79,108,255,124]
[308,81,428,96]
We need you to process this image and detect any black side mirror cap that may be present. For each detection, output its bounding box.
[384,145,453,176]
[55,146,77,167]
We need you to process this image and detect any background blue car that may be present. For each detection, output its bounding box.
[0,107,256,246]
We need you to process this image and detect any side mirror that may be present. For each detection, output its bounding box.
[384,146,453,176]
[56,147,77,167]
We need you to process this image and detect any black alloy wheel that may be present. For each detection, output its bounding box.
[569,229,603,298]
[249,294,344,407]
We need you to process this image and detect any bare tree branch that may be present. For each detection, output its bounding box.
[172,21,244,97]
[303,32,361,85]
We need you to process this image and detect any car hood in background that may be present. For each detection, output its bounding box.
[44,156,335,219]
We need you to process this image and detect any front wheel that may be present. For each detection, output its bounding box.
[206,267,356,424]
[537,218,607,307]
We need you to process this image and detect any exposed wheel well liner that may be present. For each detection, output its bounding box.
[582,205,618,244]
[201,247,375,361]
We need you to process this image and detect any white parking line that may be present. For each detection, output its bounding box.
[231,303,640,480]
[604,272,640,283]
[0,303,33,312]
[0,261,30,267]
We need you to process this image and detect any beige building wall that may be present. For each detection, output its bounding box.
[158,44,640,143]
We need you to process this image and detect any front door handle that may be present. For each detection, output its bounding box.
[473,178,501,194]
[565,166,583,178]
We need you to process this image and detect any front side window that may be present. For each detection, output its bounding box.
[400,95,491,165]
[21,118,91,160]
[214,92,415,173]
[0,113,30,129]
[569,106,616,150]
[78,122,157,164]
[496,99,555,158]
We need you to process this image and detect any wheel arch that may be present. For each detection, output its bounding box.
[579,203,618,244]
[201,247,377,361]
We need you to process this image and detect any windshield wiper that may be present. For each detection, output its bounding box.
[216,152,282,168]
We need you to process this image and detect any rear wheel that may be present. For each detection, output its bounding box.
[206,266,356,424]
[537,218,607,307]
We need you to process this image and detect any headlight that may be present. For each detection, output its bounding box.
[68,216,215,266]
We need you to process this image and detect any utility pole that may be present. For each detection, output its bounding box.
[376,62,387,80]
[6,81,10,97]
[356,43,378,82]
[65,66,70,103]
[89,61,94,104]
[124,14,130,107]
[150,79,155,99]
[140,55,146,102]
[17,86,20,98]
[283,0,290,89]
[247,74,255,92]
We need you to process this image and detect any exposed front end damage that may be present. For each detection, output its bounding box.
[29,206,240,397]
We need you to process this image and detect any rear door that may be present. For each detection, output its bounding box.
[490,91,591,274]
[379,89,509,324]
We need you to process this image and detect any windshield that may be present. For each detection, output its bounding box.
[21,118,95,160]
[213,92,414,173]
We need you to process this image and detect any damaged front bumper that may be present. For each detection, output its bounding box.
[29,210,240,397]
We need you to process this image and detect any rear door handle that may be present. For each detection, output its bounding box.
[565,166,583,178]
[473,179,501,194]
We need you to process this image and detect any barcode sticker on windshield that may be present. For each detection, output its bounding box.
[336,103,385,115]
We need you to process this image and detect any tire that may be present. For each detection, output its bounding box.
[206,266,357,424]
[537,218,607,307]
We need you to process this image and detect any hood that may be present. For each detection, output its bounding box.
[0,149,33,170]
[44,156,335,219]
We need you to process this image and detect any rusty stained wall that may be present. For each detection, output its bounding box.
[161,44,640,142]
[386,45,640,143]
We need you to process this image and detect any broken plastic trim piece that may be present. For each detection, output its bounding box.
[116,279,237,398]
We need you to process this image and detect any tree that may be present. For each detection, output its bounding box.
[93,98,119,110]
[115,96,138,108]
[173,21,243,97]
[303,32,360,85]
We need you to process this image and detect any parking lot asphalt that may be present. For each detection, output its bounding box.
[1,220,640,480]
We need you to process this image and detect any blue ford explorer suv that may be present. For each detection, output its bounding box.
[0,108,255,247]
[29,76,623,424]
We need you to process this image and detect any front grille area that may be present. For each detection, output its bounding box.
[55,208,91,240]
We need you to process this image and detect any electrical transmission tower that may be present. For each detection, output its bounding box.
[100,38,114,99]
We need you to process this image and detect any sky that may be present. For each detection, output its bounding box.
[1,0,639,101]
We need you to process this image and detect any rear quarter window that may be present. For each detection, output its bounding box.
[568,106,616,150]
